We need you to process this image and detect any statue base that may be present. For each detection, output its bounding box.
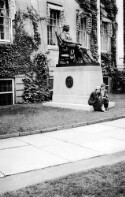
[43,101,115,111]
[44,63,115,110]
[53,63,103,105]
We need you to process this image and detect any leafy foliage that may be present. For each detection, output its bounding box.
[77,0,118,66]
[100,0,120,93]
[0,6,50,102]
[78,0,98,61]
[109,69,125,94]
[0,44,16,77]
[101,0,118,20]
[0,7,42,77]
[22,53,50,103]
[80,0,119,93]
[101,53,113,76]
[101,53,125,93]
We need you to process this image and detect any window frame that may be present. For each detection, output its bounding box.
[47,3,63,50]
[0,78,15,105]
[76,16,90,49]
[101,21,111,54]
[0,0,13,43]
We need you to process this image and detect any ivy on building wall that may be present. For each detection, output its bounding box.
[78,0,98,61]
[22,53,50,102]
[0,43,16,77]
[101,0,118,73]
[100,0,124,93]
[101,0,117,20]
[0,6,50,102]
[78,0,123,92]
[78,0,118,67]
[0,7,41,77]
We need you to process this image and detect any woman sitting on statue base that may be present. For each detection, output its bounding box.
[88,83,109,112]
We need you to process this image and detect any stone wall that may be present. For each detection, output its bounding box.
[15,75,25,103]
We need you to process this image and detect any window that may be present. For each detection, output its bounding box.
[0,79,14,106]
[47,4,63,46]
[101,22,111,53]
[76,18,90,49]
[0,0,11,42]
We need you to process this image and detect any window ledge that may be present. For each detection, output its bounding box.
[101,51,111,54]
[102,17,112,23]
[0,40,11,43]
[48,45,58,51]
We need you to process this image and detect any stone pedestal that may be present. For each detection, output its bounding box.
[53,63,103,104]
[44,63,115,110]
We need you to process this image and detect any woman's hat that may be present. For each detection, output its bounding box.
[96,86,100,90]
[101,83,105,87]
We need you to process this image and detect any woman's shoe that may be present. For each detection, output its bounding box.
[105,108,108,112]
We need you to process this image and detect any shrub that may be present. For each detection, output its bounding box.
[22,53,50,103]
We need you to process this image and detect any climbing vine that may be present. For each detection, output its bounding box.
[101,0,118,73]
[0,6,50,102]
[77,0,98,60]
[78,0,118,65]
[22,53,50,102]
[100,0,122,93]
[0,6,42,77]
[101,0,117,20]
[77,0,120,92]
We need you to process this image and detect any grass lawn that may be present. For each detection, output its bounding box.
[0,94,125,135]
[1,161,125,197]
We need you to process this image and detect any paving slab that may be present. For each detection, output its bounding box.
[41,143,102,162]
[0,146,68,176]
[102,118,125,129]
[0,138,28,150]
[62,134,109,145]
[16,124,116,148]
[42,125,115,145]
[0,151,125,194]
[84,138,125,154]
[48,131,108,145]
[74,124,116,134]
[44,124,116,141]
[99,127,125,140]
[0,118,125,181]
[16,134,66,148]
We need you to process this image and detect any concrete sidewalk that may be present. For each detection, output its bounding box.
[0,118,125,193]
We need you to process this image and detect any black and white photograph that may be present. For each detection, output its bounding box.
[0,0,125,196]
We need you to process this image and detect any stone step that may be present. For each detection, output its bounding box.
[43,101,115,111]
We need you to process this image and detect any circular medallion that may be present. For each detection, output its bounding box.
[65,76,73,88]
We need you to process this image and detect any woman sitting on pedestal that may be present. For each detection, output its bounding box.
[88,84,109,112]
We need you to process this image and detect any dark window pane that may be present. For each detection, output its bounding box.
[0,1,4,9]
[0,80,12,92]
[0,93,13,106]
[0,17,3,24]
